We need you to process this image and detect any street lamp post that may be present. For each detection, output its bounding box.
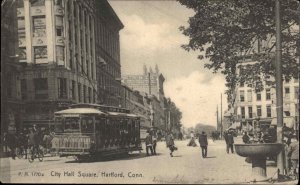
[275,0,285,175]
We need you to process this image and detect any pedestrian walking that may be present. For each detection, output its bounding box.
[198,131,208,158]
[226,131,234,154]
[152,132,157,155]
[28,127,40,157]
[287,136,299,179]
[224,130,229,152]
[187,131,197,147]
[166,132,176,157]
[145,131,153,156]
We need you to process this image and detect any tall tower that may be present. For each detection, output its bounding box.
[143,64,147,75]
[155,64,159,74]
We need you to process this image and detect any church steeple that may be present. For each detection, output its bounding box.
[149,66,153,74]
[143,64,147,75]
[155,64,159,74]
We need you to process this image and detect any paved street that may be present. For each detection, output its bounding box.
[0,137,297,184]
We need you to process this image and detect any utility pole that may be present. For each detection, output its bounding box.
[217,105,219,132]
[275,0,285,175]
[220,93,223,139]
[148,72,151,95]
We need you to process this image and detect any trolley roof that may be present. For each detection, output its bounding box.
[55,108,106,115]
[55,107,140,119]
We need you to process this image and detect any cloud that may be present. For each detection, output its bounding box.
[121,14,187,52]
[164,71,228,128]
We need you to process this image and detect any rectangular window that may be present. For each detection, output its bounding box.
[257,105,262,117]
[88,87,92,103]
[256,92,261,101]
[93,90,96,103]
[69,51,73,70]
[16,0,24,8]
[240,90,245,102]
[78,83,81,102]
[54,0,63,6]
[83,85,86,103]
[18,17,25,30]
[248,106,253,118]
[34,78,48,99]
[32,16,46,37]
[267,105,272,118]
[241,107,245,119]
[247,90,252,102]
[55,16,63,26]
[56,27,63,37]
[58,78,67,98]
[56,46,64,64]
[34,46,47,63]
[285,87,290,99]
[70,80,75,100]
[21,79,27,100]
[266,88,271,100]
[30,0,45,7]
[19,47,27,60]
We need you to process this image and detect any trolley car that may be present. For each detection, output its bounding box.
[51,104,142,158]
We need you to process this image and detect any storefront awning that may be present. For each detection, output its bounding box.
[227,122,241,130]
[271,117,295,128]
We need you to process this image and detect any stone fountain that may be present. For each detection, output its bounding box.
[235,143,283,181]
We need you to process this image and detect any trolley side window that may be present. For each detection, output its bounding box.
[54,116,64,133]
[81,117,94,133]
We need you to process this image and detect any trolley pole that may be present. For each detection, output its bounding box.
[275,0,285,175]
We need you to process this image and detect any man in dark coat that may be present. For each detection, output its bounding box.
[198,131,208,158]
[145,131,153,156]
[226,131,234,154]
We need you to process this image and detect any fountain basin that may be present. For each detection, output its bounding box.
[234,143,284,182]
[235,143,283,158]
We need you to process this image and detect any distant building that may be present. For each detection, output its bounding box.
[122,65,168,130]
[120,84,151,140]
[122,64,165,102]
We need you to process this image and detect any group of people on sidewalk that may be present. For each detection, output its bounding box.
[2,125,54,160]
[145,130,157,156]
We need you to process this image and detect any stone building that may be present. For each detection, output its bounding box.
[94,0,123,107]
[2,0,123,130]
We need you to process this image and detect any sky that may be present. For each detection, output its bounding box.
[109,0,228,128]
